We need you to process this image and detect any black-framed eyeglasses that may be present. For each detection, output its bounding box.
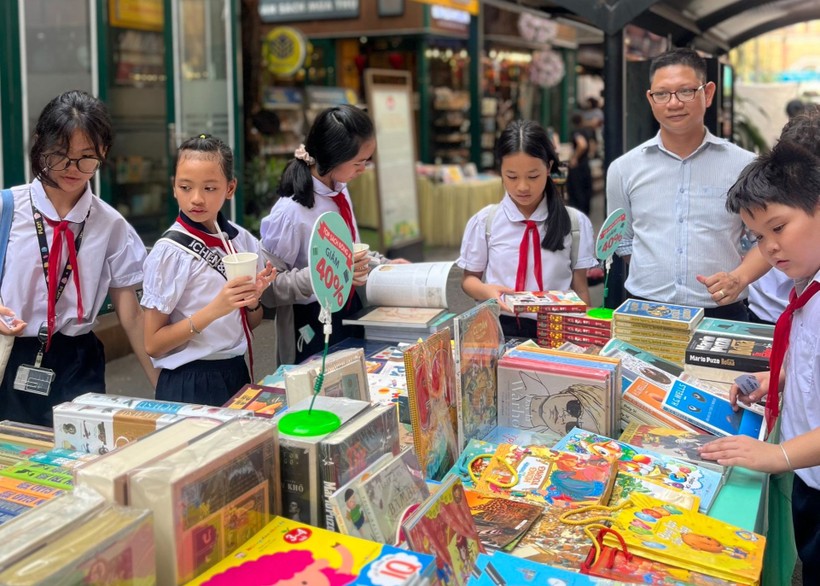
[648,84,706,104]
[43,153,102,174]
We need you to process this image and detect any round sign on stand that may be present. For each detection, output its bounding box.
[590,208,629,320]
[277,212,355,437]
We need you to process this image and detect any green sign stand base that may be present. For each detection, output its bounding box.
[278,409,341,437]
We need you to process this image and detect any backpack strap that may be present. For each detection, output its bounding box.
[483,203,500,240]
[566,205,581,268]
[156,229,227,279]
[0,189,14,287]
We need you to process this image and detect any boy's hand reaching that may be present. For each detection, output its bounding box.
[729,371,769,411]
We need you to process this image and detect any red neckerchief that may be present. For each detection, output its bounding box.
[175,213,255,379]
[765,280,820,434]
[515,220,544,291]
[331,192,357,242]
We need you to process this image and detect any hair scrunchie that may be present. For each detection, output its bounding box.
[294,144,315,165]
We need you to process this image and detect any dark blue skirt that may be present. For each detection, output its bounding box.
[156,355,250,407]
[0,332,105,426]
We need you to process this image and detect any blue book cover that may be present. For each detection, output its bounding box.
[662,379,764,439]
[553,427,723,514]
[444,438,498,491]
[614,299,703,329]
[471,551,604,585]
[696,317,774,341]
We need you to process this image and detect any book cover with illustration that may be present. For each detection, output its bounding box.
[662,379,764,439]
[481,425,561,448]
[472,551,603,585]
[73,392,253,422]
[619,422,727,474]
[343,306,446,328]
[453,300,504,449]
[614,299,704,330]
[128,418,279,585]
[284,348,370,406]
[463,489,542,552]
[403,329,459,481]
[685,331,772,372]
[608,471,701,511]
[359,449,430,545]
[444,438,498,491]
[328,453,394,543]
[402,475,484,586]
[223,384,289,418]
[185,516,437,586]
[320,404,401,532]
[553,427,722,514]
[475,444,617,509]
[622,376,702,433]
[603,493,765,585]
[503,290,587,314]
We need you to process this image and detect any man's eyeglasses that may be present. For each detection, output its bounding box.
[43,153,102,174]
[648,84,706,105]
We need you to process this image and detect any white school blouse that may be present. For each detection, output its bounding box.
[140,221,262,370]
[259,176,359,304]
[457,194,597,299]
[1,179,145,338]
[781,269,820,490]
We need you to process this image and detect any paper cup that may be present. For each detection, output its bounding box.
[222,252,258,280]
[353,242,370,259]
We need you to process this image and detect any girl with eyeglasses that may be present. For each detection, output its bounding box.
[0,90,157,426]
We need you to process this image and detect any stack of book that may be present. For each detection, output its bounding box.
[536,310,612,348]
[684,318,774,390]
[504,290,587,316]
[613,299,704,365]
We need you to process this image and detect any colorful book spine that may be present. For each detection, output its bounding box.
[0,476,67,500]
[0,462,74,490]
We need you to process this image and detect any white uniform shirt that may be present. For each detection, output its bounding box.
[1,180,145,337]
[259,177,358,304]
[749,269,791,323]
[781,269,820,490]
[140,218,262,370]
[457,194,597,313]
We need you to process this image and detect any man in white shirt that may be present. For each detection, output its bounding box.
[607,48,770,319]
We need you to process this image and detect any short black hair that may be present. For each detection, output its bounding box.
[779,103,818,156]
[30,90,113,189]
[649,48,707,84]
[726,141,820,216]
[785,99,805,119]
[174,133,235,182]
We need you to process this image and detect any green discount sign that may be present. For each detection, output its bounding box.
[595,208,629,261]
[308,212,354,313]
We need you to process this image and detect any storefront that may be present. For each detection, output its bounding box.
[0,0,243,245]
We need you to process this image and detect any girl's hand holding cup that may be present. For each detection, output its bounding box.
[353,243,371,287]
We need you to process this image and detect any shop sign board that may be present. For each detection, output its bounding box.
[259,0,360,22]
[109,0,163,31]
[411,0,478,16]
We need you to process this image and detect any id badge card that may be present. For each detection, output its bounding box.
[13,364,55,395]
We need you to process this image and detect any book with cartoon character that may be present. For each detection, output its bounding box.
[553,427,723,514]
[328,453,394,543]
[444,438,499,491]
[453,300,504,450]
[603,493,765,584]
[402,475,484,586]
[403,329,459,481]
[463,489,542,552]
[472,550,603,585]
[618,421,728,474]
[503,290,587,315]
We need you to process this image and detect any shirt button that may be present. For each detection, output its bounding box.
[678,217,684,223]
[677,248,683,254]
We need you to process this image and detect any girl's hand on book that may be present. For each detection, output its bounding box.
[698,435,787,474]
[486,284,515,313]
[729,371,769,411]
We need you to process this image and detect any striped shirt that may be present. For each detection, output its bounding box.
[606,129,755,308]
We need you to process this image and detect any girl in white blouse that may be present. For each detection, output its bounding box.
[0,91,156,425]
[457,120,597,339]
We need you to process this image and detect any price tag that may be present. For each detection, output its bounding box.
[595,207,629,261]
[308,212,354,313]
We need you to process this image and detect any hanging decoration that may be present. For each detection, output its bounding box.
[529,49,565,88]
[517,13,558,44]
[262,26,307,77]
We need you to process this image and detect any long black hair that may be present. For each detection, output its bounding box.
[277,105,374,208]
[30,90,113,189]
[496,119,570,251]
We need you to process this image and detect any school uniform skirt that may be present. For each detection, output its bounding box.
[155,355,249,407]
[0,332,106,427]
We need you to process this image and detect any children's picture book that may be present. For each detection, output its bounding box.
[553,427,723,514]
[475,444,617,509]
[222,384,289,418]
[278,397,371,528]
[503,290,587,314]
[185,515,437,586]
[359,448,430,545]
[472,550,603,585]
[284,348,369,406]
[608,471,701,511]
[444,438,499,491]
[402,475,484,586]
[463,489,542,552]
[603,493,765,585]
[453,300,504,450]
[403,329,459,481]
[614,299,704,330]
[73,392,253,422]
[619,422,727,474]
[329,453,394,543]
[128,417,280,585]
[662,379,764,439]
[74,417,221,505]
[320,403,401,532]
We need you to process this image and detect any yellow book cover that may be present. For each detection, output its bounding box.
[603,493,765,585]
[608,471,700,511]
[186,516,435,586]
